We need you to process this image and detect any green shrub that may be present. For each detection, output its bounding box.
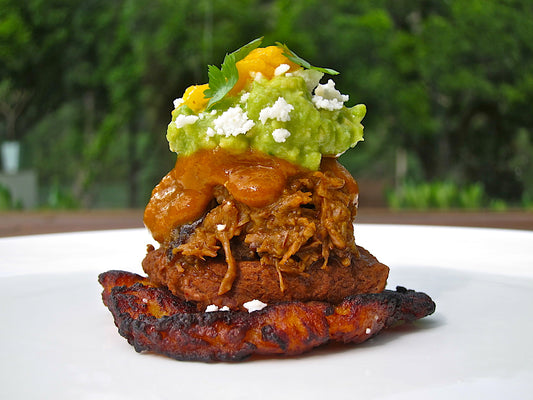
[46,183,80,210]
[457,182,485,209]
[387,180,487,210]
[0,183,22,210]
[489,199,508,212]
[0,184,12,210]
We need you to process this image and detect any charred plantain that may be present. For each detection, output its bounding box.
[99,270,435,362]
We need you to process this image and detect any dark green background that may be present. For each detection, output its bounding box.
[1,0,532,209]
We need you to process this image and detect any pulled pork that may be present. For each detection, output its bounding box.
[167,167,359,295]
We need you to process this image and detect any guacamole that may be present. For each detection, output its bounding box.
[166,45,366,171]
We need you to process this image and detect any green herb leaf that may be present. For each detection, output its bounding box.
[276,42,339,75]
[204,37,264,110]
[204,55,238,109]
[232,36,263,62]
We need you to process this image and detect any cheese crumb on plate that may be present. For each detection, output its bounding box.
[243,299,268,313]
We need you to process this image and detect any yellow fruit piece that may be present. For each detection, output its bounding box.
[182,84,209,113]
[229,46,299,96]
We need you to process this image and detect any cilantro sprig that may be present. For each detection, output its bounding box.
[275,42,339,75]
[204,37,264,110]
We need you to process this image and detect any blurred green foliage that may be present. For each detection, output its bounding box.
[0,182,22,210]
[45,180,80,209]
[1,0,532,209]
[386,180,487,210]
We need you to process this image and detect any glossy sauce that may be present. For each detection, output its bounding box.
[144,148,306,243]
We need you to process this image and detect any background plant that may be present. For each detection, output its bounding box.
[1,0,532,209]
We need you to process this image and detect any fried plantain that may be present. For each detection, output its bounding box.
[99,270,435,362]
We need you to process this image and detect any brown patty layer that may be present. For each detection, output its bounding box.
[142,244,389,311]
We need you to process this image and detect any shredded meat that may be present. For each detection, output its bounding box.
[165,166,359,295]
[141,158,388,309]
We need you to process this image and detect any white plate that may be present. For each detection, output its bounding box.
[1,225,532,399]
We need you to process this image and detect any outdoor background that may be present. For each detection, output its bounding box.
[1,0,532,211]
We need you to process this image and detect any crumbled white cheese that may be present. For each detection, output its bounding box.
[240,92,250,103]
[259,97,294,124]
[250,71,265,82]
[205,304,230,312]
[272,128,291,143]
[173,98,184,109]
[212,106,255,137]
[312,96,345,111]
[315,79,349,102]
[274,63,290,76]
[312,79,349,111]
[216,224,226,231]
[365,328,372,335]
[243,299,267,313]
[174,114,199,128]
[206,127,216,137]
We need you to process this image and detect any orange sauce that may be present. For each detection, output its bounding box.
[144,148,305,243]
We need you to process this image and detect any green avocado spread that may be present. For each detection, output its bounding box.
[166,46,365,171]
